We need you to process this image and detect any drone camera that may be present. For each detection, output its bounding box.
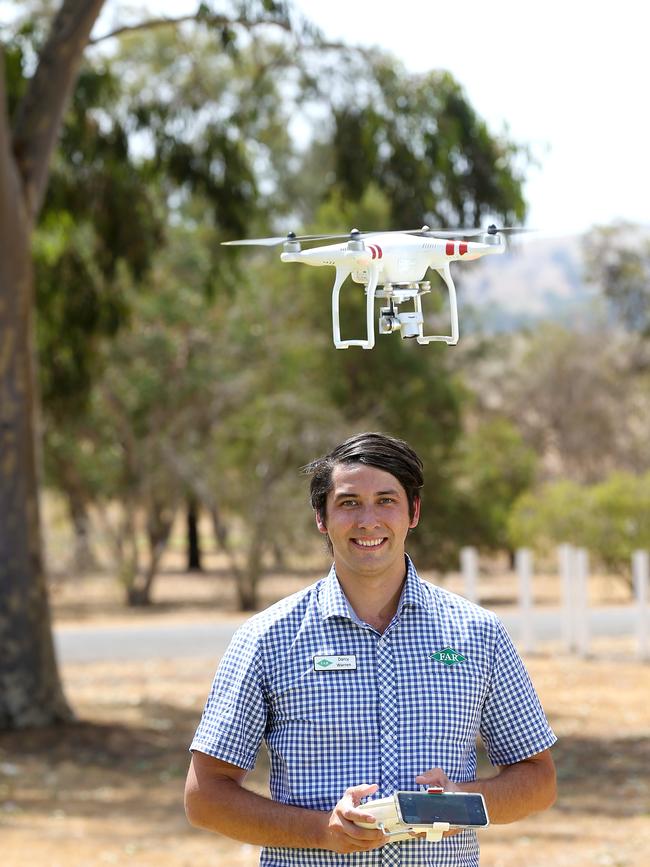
[379,307,422,338]
[379,308,400,335]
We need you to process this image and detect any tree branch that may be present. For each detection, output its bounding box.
[0,46,29,254]
[88,13,291,46]
[11,0,106,225]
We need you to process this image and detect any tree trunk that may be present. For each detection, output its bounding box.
[50,450,100,574]
[238,538,264,611]
[0,163,72,727]
[186,497,202,572]
[126,501,175,607]
[67,490,99,575]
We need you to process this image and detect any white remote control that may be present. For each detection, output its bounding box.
[355,794,450,843]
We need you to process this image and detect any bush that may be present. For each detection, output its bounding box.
[508,472,650,576]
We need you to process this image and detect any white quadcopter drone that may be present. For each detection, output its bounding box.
[223,224,527,349]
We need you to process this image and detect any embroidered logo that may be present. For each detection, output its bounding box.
[429,647,466,666]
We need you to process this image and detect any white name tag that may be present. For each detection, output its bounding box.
[313,655,357,671]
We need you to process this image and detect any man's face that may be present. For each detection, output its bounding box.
[316,462,420,582]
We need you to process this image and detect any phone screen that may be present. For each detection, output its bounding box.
[396,792,489,827]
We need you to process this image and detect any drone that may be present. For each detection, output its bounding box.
[222,224,528,349]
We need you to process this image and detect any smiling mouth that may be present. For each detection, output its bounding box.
[351,537,387,549]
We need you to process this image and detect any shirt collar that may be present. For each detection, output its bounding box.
[318,554,433,622]
[399,555,434,615]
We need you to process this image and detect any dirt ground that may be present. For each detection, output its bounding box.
[1,568,649,866]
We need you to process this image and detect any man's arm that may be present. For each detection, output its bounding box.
[184,751,387,854]
[416,748,557,824]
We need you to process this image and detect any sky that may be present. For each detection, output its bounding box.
[290,0,649,237]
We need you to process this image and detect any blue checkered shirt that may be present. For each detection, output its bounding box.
[191,557,556,866]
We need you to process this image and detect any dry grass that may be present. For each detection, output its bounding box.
[1,566,649,866]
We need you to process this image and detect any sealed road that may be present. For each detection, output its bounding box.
[54,606,642,663]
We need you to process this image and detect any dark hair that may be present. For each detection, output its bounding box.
[303,432,424,524]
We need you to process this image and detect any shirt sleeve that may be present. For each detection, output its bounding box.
[479,619,557,766]
[190,623,268,770]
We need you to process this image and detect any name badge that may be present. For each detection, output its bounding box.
[313,655,357,671]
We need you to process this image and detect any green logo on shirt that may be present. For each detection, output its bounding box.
[429,647,466,666]
[316,658,334,668]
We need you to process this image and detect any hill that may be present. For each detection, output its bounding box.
[456,234,599,332]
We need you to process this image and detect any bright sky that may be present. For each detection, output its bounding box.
[292,0,650,237]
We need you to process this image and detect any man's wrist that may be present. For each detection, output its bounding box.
[303,808,333,851]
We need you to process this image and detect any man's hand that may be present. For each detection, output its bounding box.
[324,783,388,854]
[415,768,460,792]
[414,768,462,838]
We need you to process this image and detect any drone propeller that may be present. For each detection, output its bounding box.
[221,230,356,247]
[486,224,533,235]
[221,225,535,246]
[221,227,435,246]
[407,224,534,239]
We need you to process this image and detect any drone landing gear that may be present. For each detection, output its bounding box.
[331,263,379,349]
[415,264,459,345]
[331,264,459,349]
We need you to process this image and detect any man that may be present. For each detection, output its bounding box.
[185,432,557,866]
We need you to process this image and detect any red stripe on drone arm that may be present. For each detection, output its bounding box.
[446,242,455,256]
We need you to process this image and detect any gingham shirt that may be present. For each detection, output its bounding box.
[191,557,556,866]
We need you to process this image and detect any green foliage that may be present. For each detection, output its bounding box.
[454,418,538,552]
[508,473,650,574]
[29,57,163,418]
[507,481,592,561]
[116,22,294,239]
[328,64,527,230]
[588,473,650,573]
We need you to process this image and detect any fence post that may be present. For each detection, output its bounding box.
[574,547,590,658]
[633,549,649,661]
[516,548,534,654]
[558,543,575,652]
[460,546,478,603]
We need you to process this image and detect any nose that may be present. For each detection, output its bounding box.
[356,506,381,529]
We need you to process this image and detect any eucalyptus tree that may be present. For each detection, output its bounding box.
[304,56,528,232]
[0,0,297,729]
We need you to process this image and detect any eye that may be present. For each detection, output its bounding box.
[378,497,396,505]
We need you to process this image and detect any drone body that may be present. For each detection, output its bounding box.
[223,225,521,349]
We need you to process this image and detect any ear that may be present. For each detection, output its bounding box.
[315,510,328,535]
[409,496,421,530]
